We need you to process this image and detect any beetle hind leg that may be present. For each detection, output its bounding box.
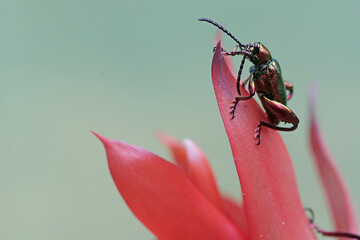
[255,95,299,145]
[255,120,298,145]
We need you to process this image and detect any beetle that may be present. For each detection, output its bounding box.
[198,18,299,145]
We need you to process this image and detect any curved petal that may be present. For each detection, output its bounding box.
[221,196,250,238]
[93,132,245,240]
[157,132,188,174]
[211,42,315,239]
[183,138,223,212]
[308,85,358,235]
[214,31,236,78]
[158,133,224,213]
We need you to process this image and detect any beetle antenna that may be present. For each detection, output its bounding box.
[236,55,247,95]
[198,18,244,48]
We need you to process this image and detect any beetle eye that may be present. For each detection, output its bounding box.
[253,42,260,53]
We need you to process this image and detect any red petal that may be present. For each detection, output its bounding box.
[221,196,250,238]
[93,132,245,240]
[309,86,358,234]
[214,31,236,78]
[157,132,188,174]
[211,42,315,239]
[159,133,224,213]
[183,139,223,212]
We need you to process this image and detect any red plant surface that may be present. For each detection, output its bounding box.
[309,85,358,239]
[93,41,358,239]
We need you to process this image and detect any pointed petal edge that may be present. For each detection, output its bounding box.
[308,86,358,234]
[93,131,245,240]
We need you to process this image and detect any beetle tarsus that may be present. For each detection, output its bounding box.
[213,46,224,53]
[230,100,238,119]
[229,102,237,119]
[255,124,262,145]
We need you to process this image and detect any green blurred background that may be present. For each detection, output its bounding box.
[1,0,359,239]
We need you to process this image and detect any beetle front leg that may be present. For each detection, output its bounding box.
[255,95,299,145]
[212,46,243,57]
[223,51,243,56]
[284,81,294,101]
[230,74,255,119]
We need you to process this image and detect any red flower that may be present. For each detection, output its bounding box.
[93,42,357,239]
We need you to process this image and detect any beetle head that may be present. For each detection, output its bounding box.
[198,18,273,88]
[241,42,272,65]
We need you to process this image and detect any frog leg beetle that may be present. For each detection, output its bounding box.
[199,18,299,145]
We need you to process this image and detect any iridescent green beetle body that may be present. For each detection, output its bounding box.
[257,59,287,104]
[259,60,287,124]
[249,45,287,124]
[199,18,299,144]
